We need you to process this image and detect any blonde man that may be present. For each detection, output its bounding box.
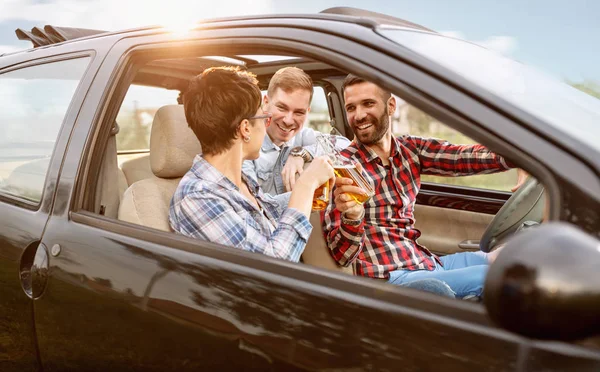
[243,67,350,200]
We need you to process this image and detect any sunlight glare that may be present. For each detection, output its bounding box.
[157,11,199,37]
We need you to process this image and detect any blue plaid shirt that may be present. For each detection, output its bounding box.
[169,155,312,262]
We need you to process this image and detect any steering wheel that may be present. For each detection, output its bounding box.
[479,177,546,252]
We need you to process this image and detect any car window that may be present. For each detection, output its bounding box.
[380,28,600,154]
[0,57,91,203]
[306,86,332,133]
[392,99,518,192]
[116,85,179,152]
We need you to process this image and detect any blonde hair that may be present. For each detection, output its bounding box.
[267,67,313,103]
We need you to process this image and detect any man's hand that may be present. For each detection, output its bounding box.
[282,155,306,192]
[333,177,366,221]
[511,168,529,192]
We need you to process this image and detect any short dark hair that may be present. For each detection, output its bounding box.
[341,74,391,101]
[183,66,261,155]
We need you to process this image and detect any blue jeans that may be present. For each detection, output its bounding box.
[402,279,456,298]
[388,252,489,298]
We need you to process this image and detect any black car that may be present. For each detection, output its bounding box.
[1,7,599,371]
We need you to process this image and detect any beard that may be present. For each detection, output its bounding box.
[353,109,390,146]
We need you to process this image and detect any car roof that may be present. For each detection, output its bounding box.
[7,7,434,54]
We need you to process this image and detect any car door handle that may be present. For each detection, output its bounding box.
[19,242,50,299]
[458,240,480,250]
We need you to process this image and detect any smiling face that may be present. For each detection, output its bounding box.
[344,81,395,146]
[264,87,311,146]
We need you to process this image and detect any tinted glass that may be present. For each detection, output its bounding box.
[380,29,600,152]
[0,57,90,202]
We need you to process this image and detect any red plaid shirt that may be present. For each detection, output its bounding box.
[323,136,513,279]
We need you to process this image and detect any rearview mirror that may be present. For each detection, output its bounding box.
[484,222,600,341]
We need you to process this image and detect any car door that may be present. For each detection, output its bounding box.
[0,51,96,370]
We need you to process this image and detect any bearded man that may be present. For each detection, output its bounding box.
[324,74,527,298]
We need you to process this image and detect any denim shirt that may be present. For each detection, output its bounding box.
[242,127,351,196]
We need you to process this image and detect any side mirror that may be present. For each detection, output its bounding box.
[484,222,600,341]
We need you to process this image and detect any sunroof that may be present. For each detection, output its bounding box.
[238,55,299,63]
[201,56,247,65]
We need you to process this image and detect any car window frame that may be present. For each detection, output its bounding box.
[70,26,563,299]
[0,51,96,210]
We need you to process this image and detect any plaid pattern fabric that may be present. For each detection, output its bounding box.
[170,155,312,262]
[323,136,513,279]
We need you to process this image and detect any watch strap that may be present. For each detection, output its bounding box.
[341,209,365,226]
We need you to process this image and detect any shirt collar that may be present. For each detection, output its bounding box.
[242,170,261,195]
[261,133,294,152]
[190,155,237,191]
[190,154,263,198]
[355,136,400,163]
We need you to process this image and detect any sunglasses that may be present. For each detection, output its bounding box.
[247,113,272,127]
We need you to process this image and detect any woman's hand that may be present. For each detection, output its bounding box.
[288,156,335,217]
[296,156,334,191]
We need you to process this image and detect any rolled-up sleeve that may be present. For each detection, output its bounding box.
[406,136,514,176]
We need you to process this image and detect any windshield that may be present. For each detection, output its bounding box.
[379,28,600,152]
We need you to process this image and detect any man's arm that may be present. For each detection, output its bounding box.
[408,136,513,176]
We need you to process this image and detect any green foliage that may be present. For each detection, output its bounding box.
[116,109,154,152]
[568,80,600,100]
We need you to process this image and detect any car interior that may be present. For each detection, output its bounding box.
[84,52,546,283]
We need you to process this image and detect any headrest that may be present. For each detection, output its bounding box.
[149,105,201,178]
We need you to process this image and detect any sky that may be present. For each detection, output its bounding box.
[0,0,598,83]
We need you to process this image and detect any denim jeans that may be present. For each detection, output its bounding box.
[402,279,456,298]
[388,252,489,298]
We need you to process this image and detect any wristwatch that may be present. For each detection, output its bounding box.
[342,209,365,226]
[290,146,313,163]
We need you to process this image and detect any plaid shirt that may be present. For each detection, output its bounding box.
[323,136,513,279]
[170,155,312,262]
